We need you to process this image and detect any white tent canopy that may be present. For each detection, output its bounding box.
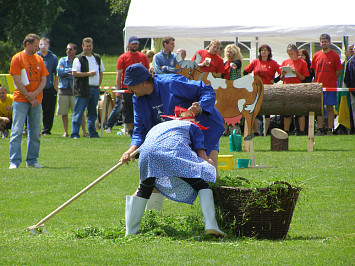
[124,0,355,61]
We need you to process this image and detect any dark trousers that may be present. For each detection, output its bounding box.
[42,87,57,134]
[136,177,209,199]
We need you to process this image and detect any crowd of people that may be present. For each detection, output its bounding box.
[3,33,354,161]
[3,32,354,237]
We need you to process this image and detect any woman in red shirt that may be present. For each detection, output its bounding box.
[244,44,281,135]
[280,44,309,135]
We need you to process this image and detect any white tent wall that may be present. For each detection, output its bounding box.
[124,0,355,62]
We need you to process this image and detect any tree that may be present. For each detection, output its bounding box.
[0,0,62,72]
[48,0,127,57]
[106,0,131,15]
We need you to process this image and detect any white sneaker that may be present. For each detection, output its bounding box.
[27,162,44,168]
[105,127,112,133]
[9,163,18,169]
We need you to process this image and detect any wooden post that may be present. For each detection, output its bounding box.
[308,111,315,152]
[243,120,250,152]
[100,94,107,137]
[249,139,256,167]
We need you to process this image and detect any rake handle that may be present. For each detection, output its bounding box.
[28,149,139,229]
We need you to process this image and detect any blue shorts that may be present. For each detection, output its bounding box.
[323,91,337,105]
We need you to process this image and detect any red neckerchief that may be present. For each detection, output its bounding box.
[161,106,209,130]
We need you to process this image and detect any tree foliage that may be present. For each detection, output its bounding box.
[49,0,127,57]
[0,0,130,73]
[0,0,62,72]
[106,0,131,15]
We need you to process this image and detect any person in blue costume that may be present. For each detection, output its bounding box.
[119,63,224,167]
[119,63,225,236]
[124,117,226,237]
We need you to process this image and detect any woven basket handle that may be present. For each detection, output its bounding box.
[268,181,292,189]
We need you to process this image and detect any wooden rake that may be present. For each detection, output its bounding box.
[27,149,139,235]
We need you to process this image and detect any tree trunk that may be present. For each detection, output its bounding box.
[259,83,323,116]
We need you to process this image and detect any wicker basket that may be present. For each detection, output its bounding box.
[212,181,300,239]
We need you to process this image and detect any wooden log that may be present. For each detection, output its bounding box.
[270,128,288,151]
[260,83,323,116]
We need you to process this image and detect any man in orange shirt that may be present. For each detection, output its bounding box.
[9,33,49,169]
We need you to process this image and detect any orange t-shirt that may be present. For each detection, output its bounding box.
[9,51,49,103]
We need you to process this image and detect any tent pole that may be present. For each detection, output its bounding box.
[255,37,259,60]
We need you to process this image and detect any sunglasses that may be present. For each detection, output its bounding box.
[66,48,73,51]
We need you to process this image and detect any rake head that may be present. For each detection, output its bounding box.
[27,224,47,235]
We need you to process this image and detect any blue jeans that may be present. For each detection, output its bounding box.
[9,101,41,167]
[105,96,122,129]
[71,86,100,138]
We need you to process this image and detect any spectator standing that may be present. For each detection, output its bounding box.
[311,34,343,136]
[105,36,149,135]
[223,44,242,80]
[142,49,155,74]
[343,45,355,131]
[298,49,314,83]
[37,37,58,136]
[244,44,281,134]
[280,44,310,135]
[0,86,13,138]
[176,48,187,60]
[71,37,105,139]
[9,33,48,169]
[153,36,178,74]
[222,44,243,135]
[191,40,225,78]
[57,43,88,137]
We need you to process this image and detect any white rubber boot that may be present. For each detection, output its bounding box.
[125,195,148,236]
[199,189,227,237]
[145,193,164,211]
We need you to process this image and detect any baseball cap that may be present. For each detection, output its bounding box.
[123,63,151,86]
[128,36,139,44]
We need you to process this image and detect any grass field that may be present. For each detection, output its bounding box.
[0,113,354,264]
[0,56,354,265]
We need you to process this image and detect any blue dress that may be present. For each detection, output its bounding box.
[131,74,225,155]
[139,120,216,205]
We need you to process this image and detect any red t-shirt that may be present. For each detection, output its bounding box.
[10,51,49,103]
[311,50,342,88]
[244,59,281,84]
[191,50,225,73]
[117,51,149,88]
[281,58,309,84]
